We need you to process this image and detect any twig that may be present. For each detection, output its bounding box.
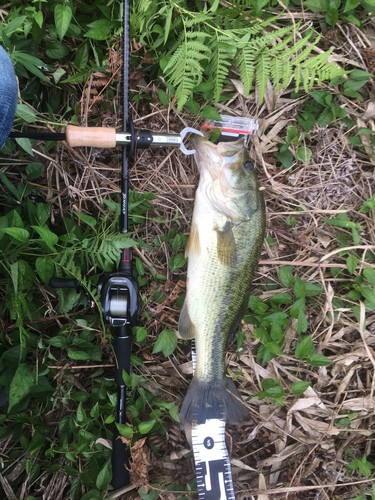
[259,259,346,268]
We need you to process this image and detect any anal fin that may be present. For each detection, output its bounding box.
[178,301,196,340]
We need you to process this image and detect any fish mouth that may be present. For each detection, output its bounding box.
[191,135,244,180]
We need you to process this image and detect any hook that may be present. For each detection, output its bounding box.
[179,127,204,155]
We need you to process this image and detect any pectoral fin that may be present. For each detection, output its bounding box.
[178,301,196,339]
[185,223,200,259]
[216,222,237,267]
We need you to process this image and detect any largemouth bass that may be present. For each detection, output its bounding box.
[178,136,265,430]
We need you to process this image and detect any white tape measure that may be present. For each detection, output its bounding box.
[190,341,236,500]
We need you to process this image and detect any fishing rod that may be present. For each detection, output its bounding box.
[8,0,259,491]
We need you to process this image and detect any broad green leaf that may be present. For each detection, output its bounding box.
[342,89,363,100]
[305,283,323,296]
[32,226,58,251]
[122,369,131,386]
[158,89,170,105]
[67,349,91,360]
[254,327,271,344]
[307,353,333,366]
[318,107,334,127]
[55,4,72,41]
[77,402,87,422]
[3,16,27,35]
[248,295,268,313]
[1,227,29,243]
[136,257,145,276]
[200,105,222,121]
[290,298,305,318]
[46,41,70,59]
[292,381,311,395]
[358,127,375,134]
[326,0,338,25]
[296,146,312,163]
[37,203,51,226]
[279,266,294,287]
[136,327,147,342]
[295,335,312,359]
[346,255,358,275]
[90,402,100,419]
[9,364,36,411]
[270,293,293,304]
[274,149,293,169]
[35,256,54,284]
[310,90,332,106]
[344,0,359,10]
[138,419,156,434]
[294,277,306,298]
[184,100,200,114]
[265,342,284,355]
[363,267,375,286]
[139,486,160,500]
[152,329,177,357]
[360,285,375,303]
[71,477,81,500]
[72,210,97,228]
[16,104,37,123]
[298,309,308,333]
[33,11,43,29]
[0,171,22,200]
[164,6,173,44]
[15,137,34,155]
[286,125,298,143]
[26,162,44,179]
[116,423,133,437]
[75,42,89,69]
[350,69,374,80]
[96,460,112,490]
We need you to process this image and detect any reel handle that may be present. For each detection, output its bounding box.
[49,277,80,289]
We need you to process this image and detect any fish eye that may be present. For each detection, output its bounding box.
[244,161,254,170]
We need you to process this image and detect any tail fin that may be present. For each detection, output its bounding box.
[179,376,248,431]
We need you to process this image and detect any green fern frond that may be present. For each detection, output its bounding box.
[236,45,256,96]
[210,36,234,101]
[255,52,271,104]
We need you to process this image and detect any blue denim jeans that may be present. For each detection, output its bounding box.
[0,46,18,150]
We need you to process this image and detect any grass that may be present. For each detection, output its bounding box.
[1,1,375,499]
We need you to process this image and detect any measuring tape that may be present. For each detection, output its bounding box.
[190,341,236,500]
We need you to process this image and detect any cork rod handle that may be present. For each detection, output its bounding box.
[66,126,117,148]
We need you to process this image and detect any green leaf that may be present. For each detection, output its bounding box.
[0,171,22,200]
[286,125,298,143]
[279,266,294,287]
[298,309,308,333]
[248,295,268,313]
[96,460,112,490]
[26,162,44,179]
[358,127,375,134]
[32,226,58,251]
[310,90,332,106]
[364,267,375,286]
[274,149,293,169]
[270,293,293,304]
[152,329,177,357]
[295,335,312,359]
[136,327,147,342]
[164,5,173,44]
[350,69,373,80]
[290,298,305,319]
[200,105,222,121]
[9,363,36,411]
[90,402,100,418]
[68,349,91,360]
[136,258,145,276]
[346,255,358,275]
[318,107,334,127]
[265,342,284,355]
[307,353,333,366]
[296,146,312,163]
[122,369,131,386]
[71,477,81,500]
[158,89,170,105]
[342,89,363,100]
[138,419,156,434]
[1,227,29,243]
[72,210,97,228]
[139,486,160,500]
[292,381,311,395]
[37,203,51,226]
[305,283,323,296]
[55,4,72,41]
[3,15,27,35]
[116,423,133,437]
[35,256,54,284]
[77,402,87,423]
[16,104,37,123]
[294,277,306,299]
[304,0,330,10]
[184,100,200,114]
[326,0,338,25]
[344,0,359,10]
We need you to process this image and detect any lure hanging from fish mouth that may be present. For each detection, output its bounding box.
[178,135,266,431]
